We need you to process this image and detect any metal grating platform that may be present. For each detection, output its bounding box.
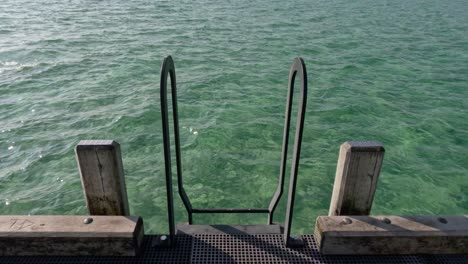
[1,234,468,263]
[191,234,424,264]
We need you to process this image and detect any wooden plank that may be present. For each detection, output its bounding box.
[0,215,144,256]
[329,141,384,216]
[75,140,129,215]
[315,215,468,255]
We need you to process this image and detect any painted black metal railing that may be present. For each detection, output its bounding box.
[159,56,307,246]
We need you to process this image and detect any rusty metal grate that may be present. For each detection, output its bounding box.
[1,234,468,263]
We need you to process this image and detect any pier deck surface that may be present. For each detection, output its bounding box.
[1,234,468,263]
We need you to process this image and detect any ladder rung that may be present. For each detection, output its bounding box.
[192,208,269,214]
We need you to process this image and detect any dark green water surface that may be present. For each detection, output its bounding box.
[1,0,467,234]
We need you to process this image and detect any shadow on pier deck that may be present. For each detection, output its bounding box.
[2,233,467,264]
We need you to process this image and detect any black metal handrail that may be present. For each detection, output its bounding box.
[159,56,192,245]
[280,58,308,246]
[159,56,307,246]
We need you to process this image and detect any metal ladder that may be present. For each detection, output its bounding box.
[159,56,307,247]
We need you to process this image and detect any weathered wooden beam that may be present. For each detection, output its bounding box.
[329,141,384,216]
[315,215,468,255]
[75,140,129,216]
[0,215,144,256]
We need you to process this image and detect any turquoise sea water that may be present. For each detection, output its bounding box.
[1,0,467,234]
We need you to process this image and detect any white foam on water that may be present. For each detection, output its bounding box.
[16,63,38,71]
[1,61,18,66]
[0,61,40,72]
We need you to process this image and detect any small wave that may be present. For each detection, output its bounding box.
[45,38,65,44]
[0,61,41,72]
[341,64,362,73]
[15,63,39,71]
[1,61,18,66]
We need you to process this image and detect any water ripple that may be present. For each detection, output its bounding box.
[0,0,467,234]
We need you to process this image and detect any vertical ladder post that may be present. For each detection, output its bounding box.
[159,56,193,246]
[75,140,130,216]
[281,57,308,247]
[160,56,177,246]
[329,141,385,216]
